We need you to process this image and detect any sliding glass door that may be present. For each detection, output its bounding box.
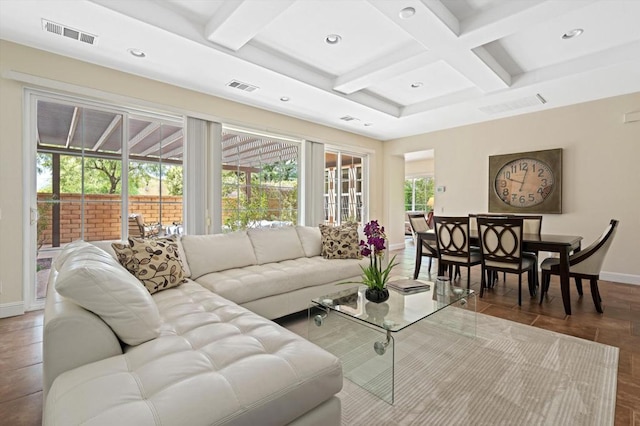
[29,94,184,309]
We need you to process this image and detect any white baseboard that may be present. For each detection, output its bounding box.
[0,301,25,319]
[600,272,640,286]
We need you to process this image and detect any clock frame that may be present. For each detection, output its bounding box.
[488,148,562,214]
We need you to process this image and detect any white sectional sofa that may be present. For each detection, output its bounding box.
[43,226,368,425]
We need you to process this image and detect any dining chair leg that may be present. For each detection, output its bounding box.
[413,256,422,280]
[539,271,550,304]
[466,266,471,289]
[480,267,485,297]
[575,277,583,296]
[518,275,522,306]
[427,257,432,272]
[590,278,603,313]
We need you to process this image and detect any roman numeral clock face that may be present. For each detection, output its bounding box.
[494,158,555,207]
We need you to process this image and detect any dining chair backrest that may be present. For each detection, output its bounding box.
[469,213,510,233]
[408,213,429,233]
[433,216,473,262]
[477,217,525,270]
[569,219,619,276]
[518,215,543,235]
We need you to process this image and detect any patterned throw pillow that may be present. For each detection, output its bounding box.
[112,237,187,294]
[319,223,361,259]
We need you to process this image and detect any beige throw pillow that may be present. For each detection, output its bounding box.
[319,223,361,259]
[113,237,187,294]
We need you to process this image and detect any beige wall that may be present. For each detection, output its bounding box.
[405,158,434,178]
[0,41,383,313]
[384,92,640,284]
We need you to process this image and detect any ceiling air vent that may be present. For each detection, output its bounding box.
[226,80,259,92]
[340,115,360,122]
[479,94,547,115]
[42,19,97,45]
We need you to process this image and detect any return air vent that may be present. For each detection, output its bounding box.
[42,19,97,45]
[479,94,547,115]
[340,115,360,122]
[226,80,259,92]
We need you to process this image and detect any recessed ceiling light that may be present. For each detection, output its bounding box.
[280,96,290,102]
[364,123,373,127]
[562,28,584,40]
[399,7,416,19]
[325,34,342,45]
[128,48,146,58]
[411,82,423,88]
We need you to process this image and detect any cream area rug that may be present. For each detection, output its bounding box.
[280,310,618,426]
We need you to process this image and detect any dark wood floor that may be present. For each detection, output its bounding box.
[1,242,638,425]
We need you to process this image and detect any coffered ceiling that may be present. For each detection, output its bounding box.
[1,0,639,140]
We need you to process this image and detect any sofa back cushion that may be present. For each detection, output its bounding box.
[295,226,322,257]
[181,231,257,279]
[54,245,161,346]
[248,227,305,264]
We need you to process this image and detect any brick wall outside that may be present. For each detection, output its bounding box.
[37,193,183,244]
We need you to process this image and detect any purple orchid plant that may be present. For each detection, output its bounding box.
[353,220,398,290]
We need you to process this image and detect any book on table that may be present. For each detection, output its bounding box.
[387,279,430,293]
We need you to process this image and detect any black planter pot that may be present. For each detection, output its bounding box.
[365,288,390,303]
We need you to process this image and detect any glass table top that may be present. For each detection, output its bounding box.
[311,279,474,332]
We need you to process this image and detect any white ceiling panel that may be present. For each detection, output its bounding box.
[368,61,476,106]
[254,0,418,76]
[486,0,640,74]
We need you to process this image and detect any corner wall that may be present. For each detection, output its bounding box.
[384,92,640,284]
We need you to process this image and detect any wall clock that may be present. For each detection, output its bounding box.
[488,148,562,214]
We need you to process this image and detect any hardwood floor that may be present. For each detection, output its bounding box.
[0,241,638,425]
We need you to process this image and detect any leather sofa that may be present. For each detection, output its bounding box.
[43,226,368,425]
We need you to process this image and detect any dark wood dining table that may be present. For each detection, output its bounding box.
[415,230,583,315]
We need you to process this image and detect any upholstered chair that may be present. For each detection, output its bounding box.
[540,219,619,313]
[477,217,538,306]
[433,216,482,289]
[408,213,438,278]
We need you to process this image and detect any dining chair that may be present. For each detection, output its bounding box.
[477,217,538,306]
[408,213,438,278]
[539,219,619,313]
[433,216,482,289]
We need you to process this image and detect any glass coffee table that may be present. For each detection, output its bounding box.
[308,278,476,404]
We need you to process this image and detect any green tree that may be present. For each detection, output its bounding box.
[37,153,159,194]
[164,166,183,195]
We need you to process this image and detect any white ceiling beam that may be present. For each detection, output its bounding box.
[236,40,402,116]
[333,45,437,95]
[139,129,183,156]
[400,87,481,117]
[512,39,640,89]
[161,146,183,160]
[459,0,599,48]
[65,107,80,148]
[204,0,295,51]
[128,122,160,150]
[91,115,122,151]
[370,0,510,92]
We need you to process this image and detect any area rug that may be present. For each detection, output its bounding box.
[281,309,618,426]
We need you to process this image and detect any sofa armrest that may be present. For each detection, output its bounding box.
[43,269,123,398]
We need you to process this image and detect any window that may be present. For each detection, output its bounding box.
[324,150,366,225]
[404,177,434,212]
[220,127,299,231]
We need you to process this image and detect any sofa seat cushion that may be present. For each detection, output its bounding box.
[45,281,343,426]
[195,256,369,305]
